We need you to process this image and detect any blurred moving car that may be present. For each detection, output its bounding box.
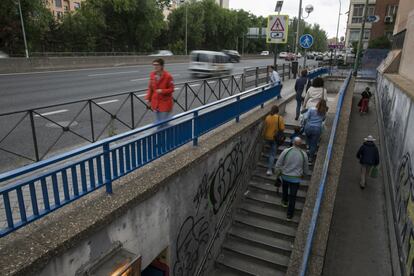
[315,53,324,60]
[222,50,241,62]
[189,50,233,77]
[0,51,9,58]
[306,53,315,59]
[260,51,270,56]
[279,52,288,58]
[285,53,296,61]
[149,50,173,57]
[296,53,302,58]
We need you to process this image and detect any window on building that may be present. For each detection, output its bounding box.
[386,5,398,17]
[352,4,375,23]
[74,2,81,9]
[55,0,62,8]
[349,30,360,42]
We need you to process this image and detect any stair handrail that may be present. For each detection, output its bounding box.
[299,70,353,276]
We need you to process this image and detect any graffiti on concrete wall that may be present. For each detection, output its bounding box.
[395,153,414,275]
[173,138,251,276]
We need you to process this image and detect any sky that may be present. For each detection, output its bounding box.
[229,0,350,39]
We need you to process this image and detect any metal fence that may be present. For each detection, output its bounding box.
[0,67,328,237]
[299,70,352,276]
[0,65,290,170]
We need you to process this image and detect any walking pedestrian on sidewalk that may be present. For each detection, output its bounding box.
[358,87,372,114]
[269,65,282,99]
[145,58,175,126]
[294,70,308,120]
[356,135,380,189]
[275,137,310,220]
[262,105,285,176]
[303,99,328,164]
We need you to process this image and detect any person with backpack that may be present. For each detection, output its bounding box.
[356,135,380,189]
[303,77,328,110]
[262,105,285,176]
[275,137,310,220]
[294,69,308,120]
[303,99,328,164]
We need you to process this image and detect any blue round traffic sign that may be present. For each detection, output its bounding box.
[300,34,314,49]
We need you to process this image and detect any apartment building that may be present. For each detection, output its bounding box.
[164,0,229,18]
[44,0,85,19]
[345,0,399,49]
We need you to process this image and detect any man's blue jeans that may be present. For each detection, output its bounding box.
[295,95,302,119]
[155,111,171,128]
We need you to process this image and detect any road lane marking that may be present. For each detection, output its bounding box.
[96,99,119,105]
[130,77,149,82]
[189,84,200,87]
[137,94,146,98]
[34,109,68,117]
[88,71,140,77]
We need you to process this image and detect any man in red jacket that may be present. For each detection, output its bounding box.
[145,58,175,125]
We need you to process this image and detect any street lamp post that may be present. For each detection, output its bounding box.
[295,0,303,56]
[335,0,342,64]
[17,0,29,58]
[353,0,369,75]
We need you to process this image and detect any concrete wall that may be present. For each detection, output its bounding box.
[399,10,414,83]
[0,55,270,74]
[377,72,414,275]
[394,0,414,34]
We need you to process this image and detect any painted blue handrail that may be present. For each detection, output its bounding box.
[0,68,328,237]
[299,70,353,276]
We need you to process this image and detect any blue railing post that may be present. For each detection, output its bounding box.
[103,143,113,194]
[193,111,199,146]
[236,96,241,122]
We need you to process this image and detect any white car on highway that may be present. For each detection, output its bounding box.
[189,50,233,77]
[260,51,270,56]
[279,52,288,58]
[149,50,174,57]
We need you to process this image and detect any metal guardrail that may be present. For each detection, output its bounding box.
[299,70,353,276]
[0,67,327,237]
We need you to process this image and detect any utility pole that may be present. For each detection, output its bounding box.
[335,0,342,64]
[185,3,188,55]
[17,0,29,58]
[353,0,368,75]
[295,0,303,56]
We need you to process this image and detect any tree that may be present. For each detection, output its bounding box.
[368,36,391,49]
[0,0,53,55]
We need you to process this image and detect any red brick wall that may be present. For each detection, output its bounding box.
[371,0,400,41]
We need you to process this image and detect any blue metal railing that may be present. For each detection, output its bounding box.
[0,67,328,237]
[299,70,352,276]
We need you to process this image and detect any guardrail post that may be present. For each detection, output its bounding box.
[103,143,113,194]
[236,96,241,122]
[289,63,291,79]
[193,111,199,146]
[130,93,135,129]
[218,79,221,99]
[282,63,285,81]
[242,71,246,91]
[203,80,207,104]
[29,110,40,162]
[88,100,95,142]
[266,67,270,83]
[255,67,259,87]
[185,84,188,111]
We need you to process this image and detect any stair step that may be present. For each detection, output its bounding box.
[222,237,290,270]
[216,251,285,276]
[248,181,307,202]
[228,223,294,255]
[239,199,300,225]
[250,174,309,191]
[245,190,304,211]
[234,213,296,241]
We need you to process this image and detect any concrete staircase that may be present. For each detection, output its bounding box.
[212,125,312,276]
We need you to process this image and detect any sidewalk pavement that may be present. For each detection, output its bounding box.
[322,92,393,275]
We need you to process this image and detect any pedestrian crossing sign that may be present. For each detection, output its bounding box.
[267,15,289,44]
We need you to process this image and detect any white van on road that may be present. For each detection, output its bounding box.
[189,50,233,77]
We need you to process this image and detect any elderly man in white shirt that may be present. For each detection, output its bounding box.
[269,65,282,99]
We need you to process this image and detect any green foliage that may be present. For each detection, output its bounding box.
[368,36,391,49]
[0,0,330,55]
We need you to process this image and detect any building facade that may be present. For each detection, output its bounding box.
[44,0,85,19]
[345,0,399,49]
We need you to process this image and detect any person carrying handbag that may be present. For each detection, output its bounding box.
[275,137,310,220]
[262,105,285,176]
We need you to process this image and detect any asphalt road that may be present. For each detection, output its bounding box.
[0,57,318,172]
